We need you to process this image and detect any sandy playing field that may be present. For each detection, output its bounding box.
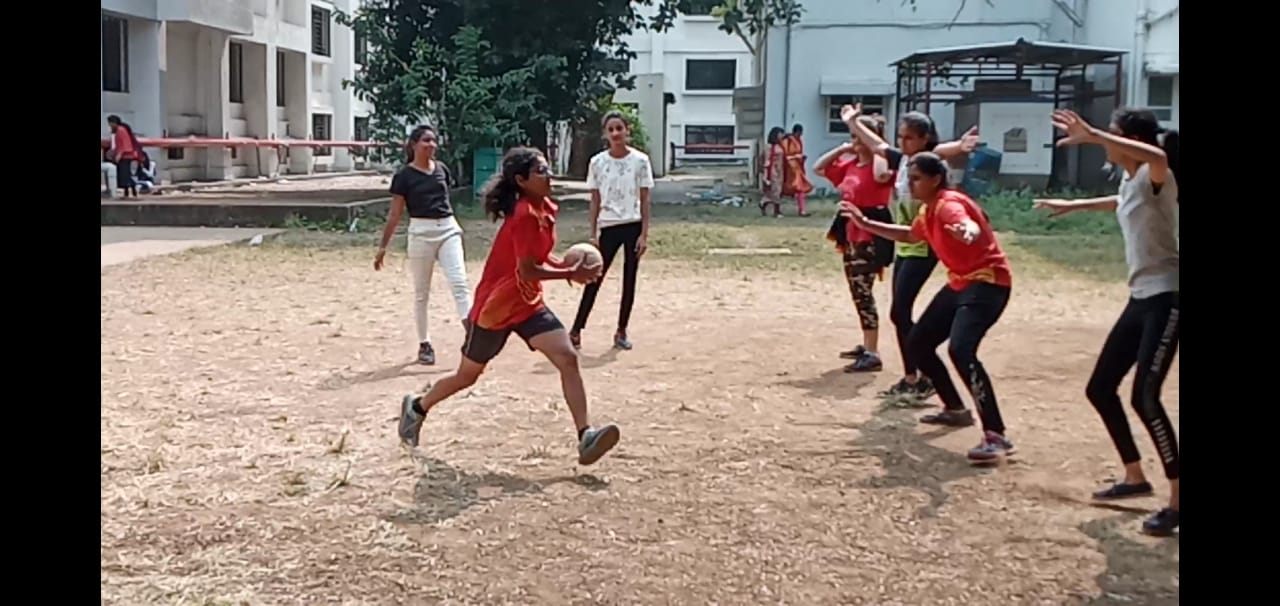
[101,221,1178,604]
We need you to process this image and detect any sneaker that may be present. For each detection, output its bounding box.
[578,424,621,465]
[1092,481,1155,501]
[912,376,936,399]
[840,345,867,360]
[920,409,975,427]
[398,394,426,448]
[843,351,883,373]
[417,342,436,366]
[614,332,633,351]
[878,378,913,397]
[967,430,1016,464]
[1142,508,1179,537]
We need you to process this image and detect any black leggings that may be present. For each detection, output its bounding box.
[890,255,939,375]
[908,282,1011,433]
[572,221,642,333]
[1085,292,1180,480]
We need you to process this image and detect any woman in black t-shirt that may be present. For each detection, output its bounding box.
[375,125,473,365]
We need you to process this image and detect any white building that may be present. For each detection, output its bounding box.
[101,0,373,182]
[758,0,1177,190]
[614,1,756,175]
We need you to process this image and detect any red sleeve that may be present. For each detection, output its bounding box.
[933,200,970,227]
[910,215,928,242]
[823,157,850,185]
[510,209,546,262]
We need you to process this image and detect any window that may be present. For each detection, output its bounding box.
[353,116,370,157]
[102,15,129,93]
[683,0,720,15]
[685,125,736,155]
[685,59,736,91]
[312,113,333,156]
[228,42,245,103]
[311,6,331,57]
[276,50,286,107]
[354,28,368,65]
[826,95,887,134]
[167,147,185,161]
[1146,75,1175,122]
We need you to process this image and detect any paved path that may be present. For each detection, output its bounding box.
[101,227,281,268]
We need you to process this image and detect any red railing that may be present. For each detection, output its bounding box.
[669,143,753,171]
[99,136,391,150]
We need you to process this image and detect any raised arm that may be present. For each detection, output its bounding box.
[934,126,980,159]
[814,143,853,176]
[841,104,892,157]
[1053,109,1169,184]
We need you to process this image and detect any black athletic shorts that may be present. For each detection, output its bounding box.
[461,307,564,364]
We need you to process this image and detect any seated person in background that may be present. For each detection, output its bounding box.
[102,145,117,198]
[135,151,158,194]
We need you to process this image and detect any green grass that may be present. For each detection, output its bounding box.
[269,190,1127,282]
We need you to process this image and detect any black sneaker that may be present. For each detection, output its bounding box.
[843,351,883,373]
[1092,481,1154,501]
[1142,508,1179,537]
[840,345,867,360]
[578,424,621,465]
[417,342,436,366]
[912,376,936,399]
[919,409,975,427]
[878,378,913,397]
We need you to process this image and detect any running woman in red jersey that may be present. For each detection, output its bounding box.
[845,151,1016,465]
[397,147,621,466]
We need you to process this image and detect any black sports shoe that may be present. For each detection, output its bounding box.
[417,341,436,366]
[840,345,867,360]
[879,378,913,397]
[843,351,883,373]
[1142,508,1179,537]
[1092,482,1154,501]
[919,409,975,427]
[911,376,936,399]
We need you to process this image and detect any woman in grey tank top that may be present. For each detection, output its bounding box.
[1034,108,1180,537]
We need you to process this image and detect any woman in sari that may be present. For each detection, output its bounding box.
[780,123,814,216]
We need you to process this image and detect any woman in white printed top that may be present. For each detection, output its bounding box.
[570,110,655,351]
[1034,108,1180,537]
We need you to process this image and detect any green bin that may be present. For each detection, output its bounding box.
[473,147,502,195]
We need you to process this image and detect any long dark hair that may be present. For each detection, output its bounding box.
[908,152,951,190]
[107,114,142,151]
[1112,107,1179,200]
[766,126,785,145]
[899,111,940,151]
[404,124,437,164]
[481,147,543,222]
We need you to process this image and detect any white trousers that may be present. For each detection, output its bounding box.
[407,217,472,343]
[101,162,117,196]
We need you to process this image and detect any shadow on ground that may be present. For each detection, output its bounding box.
[318,362,447,391]
[1079,514,1179,605]
[384,456,609,526]
[780,366,875,401]
[849,400,989,519]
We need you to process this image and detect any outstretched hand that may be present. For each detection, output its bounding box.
[1051,109,1098,147]
[958,126,981,152]
[839,201,866,226]
[1032,198,1073,217]
[839,103,863,124]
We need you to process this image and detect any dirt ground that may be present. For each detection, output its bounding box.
[101,241,1179,605]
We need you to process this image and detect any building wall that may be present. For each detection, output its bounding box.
[1079,0,1179,128]
[617,7,755,167]
[101,0,373,183]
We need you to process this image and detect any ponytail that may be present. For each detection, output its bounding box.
[481,146,542,221]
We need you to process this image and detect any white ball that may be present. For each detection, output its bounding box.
[563,242,604,269]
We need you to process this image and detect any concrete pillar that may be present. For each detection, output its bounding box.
[285,51,313,174]
[195,27,233,180]
[127,19,164,140]
[242,41,277,177]
[331,0,355,171]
